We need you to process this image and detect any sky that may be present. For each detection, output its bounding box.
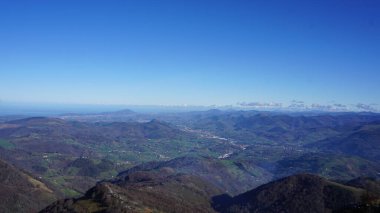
[0,0,379,110]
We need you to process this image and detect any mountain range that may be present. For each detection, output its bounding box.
[41,171,380,213]
[0,109,379,212]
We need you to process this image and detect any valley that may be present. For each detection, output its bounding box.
[0,109,380,212]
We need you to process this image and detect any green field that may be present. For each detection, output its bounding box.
[0,139,14,149]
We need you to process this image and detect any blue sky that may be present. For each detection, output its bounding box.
[0,0,379,109]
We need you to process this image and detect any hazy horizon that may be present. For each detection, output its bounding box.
[0,101,379,116]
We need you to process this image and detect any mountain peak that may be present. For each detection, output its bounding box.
[220,173,365,213]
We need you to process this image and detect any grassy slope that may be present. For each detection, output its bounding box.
[0,160,58,213]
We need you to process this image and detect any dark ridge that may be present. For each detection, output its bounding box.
[218,173,367,213]
[40,171,222,213]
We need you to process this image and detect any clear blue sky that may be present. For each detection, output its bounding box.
[0,0,379,107]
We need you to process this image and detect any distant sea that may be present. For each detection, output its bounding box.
[0,102,218,116]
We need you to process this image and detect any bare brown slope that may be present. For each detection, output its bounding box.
[0,159,57,213]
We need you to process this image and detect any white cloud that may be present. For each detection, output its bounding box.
[356,103,376,112]
[237,101,378,112]
[238,102,283,108]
